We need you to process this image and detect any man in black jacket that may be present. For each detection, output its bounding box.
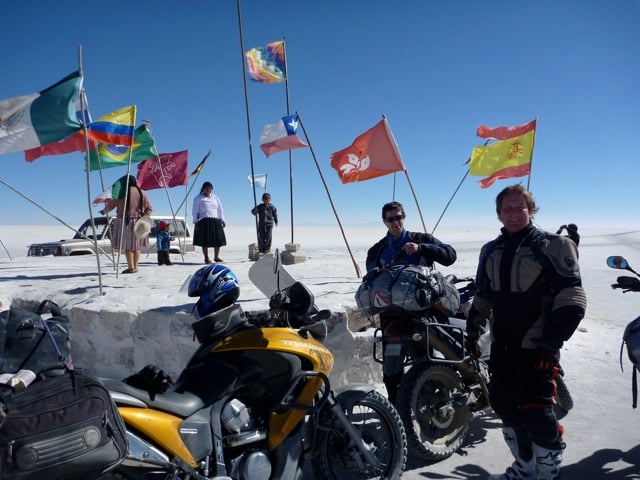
[466,185,586,480]
[366,201,457,404]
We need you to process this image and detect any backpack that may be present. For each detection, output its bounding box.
[0,300,72,376]
[620,316,640,408]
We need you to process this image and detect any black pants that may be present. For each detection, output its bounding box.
[489,344,563,449]
[257,223,273,253]
[380,312,427,404]
[157,251,172,265]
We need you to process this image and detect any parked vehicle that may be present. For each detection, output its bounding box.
[27,216,194,256]
[98,253,407,480]
[372,274,573,461]
[607,255,640,408]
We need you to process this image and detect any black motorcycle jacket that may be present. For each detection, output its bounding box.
[467,223,586,351]
[366,230,457,271]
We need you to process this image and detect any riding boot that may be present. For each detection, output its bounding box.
[532,442,564,480]
[488,427,536,479]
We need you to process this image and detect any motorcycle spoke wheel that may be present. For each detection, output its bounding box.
[397,364,471,461]
[311,390,407,480]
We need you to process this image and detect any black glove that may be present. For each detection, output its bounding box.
[125,364,173,399]
[612,276,640,292]
[465,335,481,359]
[534,345,560,372]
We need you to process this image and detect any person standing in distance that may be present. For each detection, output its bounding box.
[156,221,172,266]
[365,201,457,404]
[251,193,278,254]
[100,175,152,274]
[192,181,226,264]
[466,185,586,480]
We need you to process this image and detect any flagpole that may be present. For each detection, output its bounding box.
[282,38,295,244]
[78,44,104,295]
[236,0,260,247]
[432,168,471,234]
[176,150,211,213]
[296,111,362,278]
[142,137,186,262]
[526,116,538,191]
[381,115,428,233]
[392,172,397,201]
[114,112,140,277]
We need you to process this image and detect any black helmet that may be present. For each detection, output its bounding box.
[188,264,240,319]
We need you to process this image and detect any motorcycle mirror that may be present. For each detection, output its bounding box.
[606,256,639,276]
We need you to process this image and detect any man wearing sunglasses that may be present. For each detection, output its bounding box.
[365,201,457,404]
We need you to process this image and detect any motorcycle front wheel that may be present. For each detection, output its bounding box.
[311,390,407,480]
[397,363,472,461]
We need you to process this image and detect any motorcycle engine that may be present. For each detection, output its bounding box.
[222,398,250,433]
[230,450,272,480]
[222,398,272,480]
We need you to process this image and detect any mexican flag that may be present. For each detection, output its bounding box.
[0,72,83,155]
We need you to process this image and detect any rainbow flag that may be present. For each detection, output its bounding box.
[87,105,136,145]
[246,41,286,84]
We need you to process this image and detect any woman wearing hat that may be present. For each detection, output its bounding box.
[101,175,153,273]
[192,181,226,264]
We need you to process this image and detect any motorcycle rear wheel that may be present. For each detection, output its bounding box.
[397,363,472,461]
[311,390,407,480]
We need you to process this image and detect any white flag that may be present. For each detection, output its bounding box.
[247,173,267,189]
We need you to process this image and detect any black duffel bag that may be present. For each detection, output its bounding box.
[0,370,128,480]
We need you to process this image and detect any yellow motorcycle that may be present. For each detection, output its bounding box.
[99,253,407,480]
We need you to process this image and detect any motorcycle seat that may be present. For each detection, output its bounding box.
[101,377,205,417]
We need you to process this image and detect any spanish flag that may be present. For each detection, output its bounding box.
[469,118,536,189]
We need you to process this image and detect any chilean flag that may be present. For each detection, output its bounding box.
[259,114,308,158]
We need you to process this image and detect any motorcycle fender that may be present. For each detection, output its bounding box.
[332,384,376,410]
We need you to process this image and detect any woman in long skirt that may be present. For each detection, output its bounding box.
[192,181,226,264]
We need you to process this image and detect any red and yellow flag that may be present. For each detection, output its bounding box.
[469,119,536,189]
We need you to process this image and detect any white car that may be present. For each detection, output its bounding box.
[27,216,194,256]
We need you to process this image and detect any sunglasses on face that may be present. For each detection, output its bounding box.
[385,214,405,223]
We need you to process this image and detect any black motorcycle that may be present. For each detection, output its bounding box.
[373,275,573,461]
[607,255,640,409]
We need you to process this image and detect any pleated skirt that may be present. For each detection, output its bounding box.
[193,217,227,247]
[111,217,150,250]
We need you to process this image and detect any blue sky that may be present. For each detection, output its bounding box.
[2,0,639,234]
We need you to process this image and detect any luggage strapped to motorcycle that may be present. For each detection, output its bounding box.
[0,300,128,479]
[355,265,459,316]
[0,300,72,376]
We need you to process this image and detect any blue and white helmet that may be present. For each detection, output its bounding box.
[188,264,240,319]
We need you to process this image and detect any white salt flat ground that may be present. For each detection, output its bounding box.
[0,225,639,478]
